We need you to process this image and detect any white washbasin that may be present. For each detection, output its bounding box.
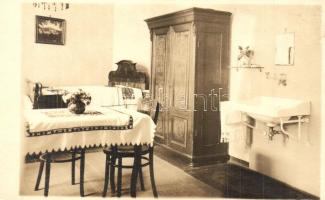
[233,96,310,124]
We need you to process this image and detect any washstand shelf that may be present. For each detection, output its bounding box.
[231,64,263,72]
[230,96,310,142]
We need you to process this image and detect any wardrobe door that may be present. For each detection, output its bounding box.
[166,23,194,154]
[151,27,169,144]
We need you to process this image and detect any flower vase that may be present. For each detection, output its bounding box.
[68,101,86,114]
[247,57,252,67]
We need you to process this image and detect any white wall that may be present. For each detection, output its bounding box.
[22,3,114,88]
[110,4,188,74]
[111,4,321,196]
[228,5,321,197]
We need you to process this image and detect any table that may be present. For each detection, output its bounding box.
[24,106,156,196]
[23,106,156,155]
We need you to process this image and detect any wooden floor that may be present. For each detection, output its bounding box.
[154,145,318,199]
[20,146,318,198]
[20,150,223,197]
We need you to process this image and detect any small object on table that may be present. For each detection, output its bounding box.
[63,89,91,114]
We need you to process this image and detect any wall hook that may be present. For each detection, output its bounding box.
[284,28,288,33]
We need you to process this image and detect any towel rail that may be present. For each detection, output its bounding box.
[279,116,309,140]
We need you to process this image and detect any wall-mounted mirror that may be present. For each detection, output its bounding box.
[275,32,295,65]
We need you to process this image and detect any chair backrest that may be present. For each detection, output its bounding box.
[150,100,160,125]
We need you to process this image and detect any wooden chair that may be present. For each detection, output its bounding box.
[102,101,159,198]
[32,82,86,197]
[34,149,85,197]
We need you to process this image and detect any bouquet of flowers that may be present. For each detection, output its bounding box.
[63,89,91,105]
[63,89,91,114]
[237,46,254,67]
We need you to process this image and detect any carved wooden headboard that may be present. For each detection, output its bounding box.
[108,60,149,90]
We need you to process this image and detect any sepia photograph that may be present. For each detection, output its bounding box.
[0,0,324,199]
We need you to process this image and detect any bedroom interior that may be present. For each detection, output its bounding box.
[16,1,323,199]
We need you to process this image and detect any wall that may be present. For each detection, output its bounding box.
[320,2,325,198]
[111,4,321,196]
[227,5,321,197]
[22,3,114,89]
[111,4,191,73]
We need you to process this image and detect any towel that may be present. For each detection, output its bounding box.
[220,101,242,125]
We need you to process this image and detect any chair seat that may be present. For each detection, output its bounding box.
[40,151,82,163]
[103,145,150,156]
[102,101,159,197]
[35,150,85,197]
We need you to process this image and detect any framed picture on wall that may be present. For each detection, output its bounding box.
[35,15,66,45]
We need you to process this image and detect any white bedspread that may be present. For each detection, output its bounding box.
[54,85,143,109]
[23,107,156,155]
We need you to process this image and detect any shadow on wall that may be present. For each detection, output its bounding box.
[246,127,253,147]
[135,63,150,90]
[254,153,272,176]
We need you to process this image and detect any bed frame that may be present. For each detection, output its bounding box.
[108,60,149,90]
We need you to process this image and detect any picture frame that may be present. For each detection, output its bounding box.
[35,15,66,45]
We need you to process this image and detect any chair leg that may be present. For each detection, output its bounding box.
[149,147,158,198]
[117,156,122,197]
[102,153,110,197]
[138,159,145,191]
[71,151,76,185]
[110,153,116,194]
[130,145,141,198]
[35,161,44,191]
[80,149,85,197]
[44,156,51,197]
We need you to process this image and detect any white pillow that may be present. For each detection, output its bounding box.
[23,95,33,110]
[115,85,143,107]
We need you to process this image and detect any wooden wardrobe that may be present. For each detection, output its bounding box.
[145,7,231,166]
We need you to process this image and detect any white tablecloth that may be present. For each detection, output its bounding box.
[23,107,156,155]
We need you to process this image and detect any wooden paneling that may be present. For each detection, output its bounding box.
[152,29,168,142]
[145,7,231,29]
[153,33,167,101]
[170,26,190,110]
[166,23,193,154]
[170,116,187,147]
[146,8,231,166]
[193,25,230,156]
[199,31,223,147]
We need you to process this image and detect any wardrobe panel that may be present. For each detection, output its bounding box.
[170,29,190,110]
[152,30,168,142]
